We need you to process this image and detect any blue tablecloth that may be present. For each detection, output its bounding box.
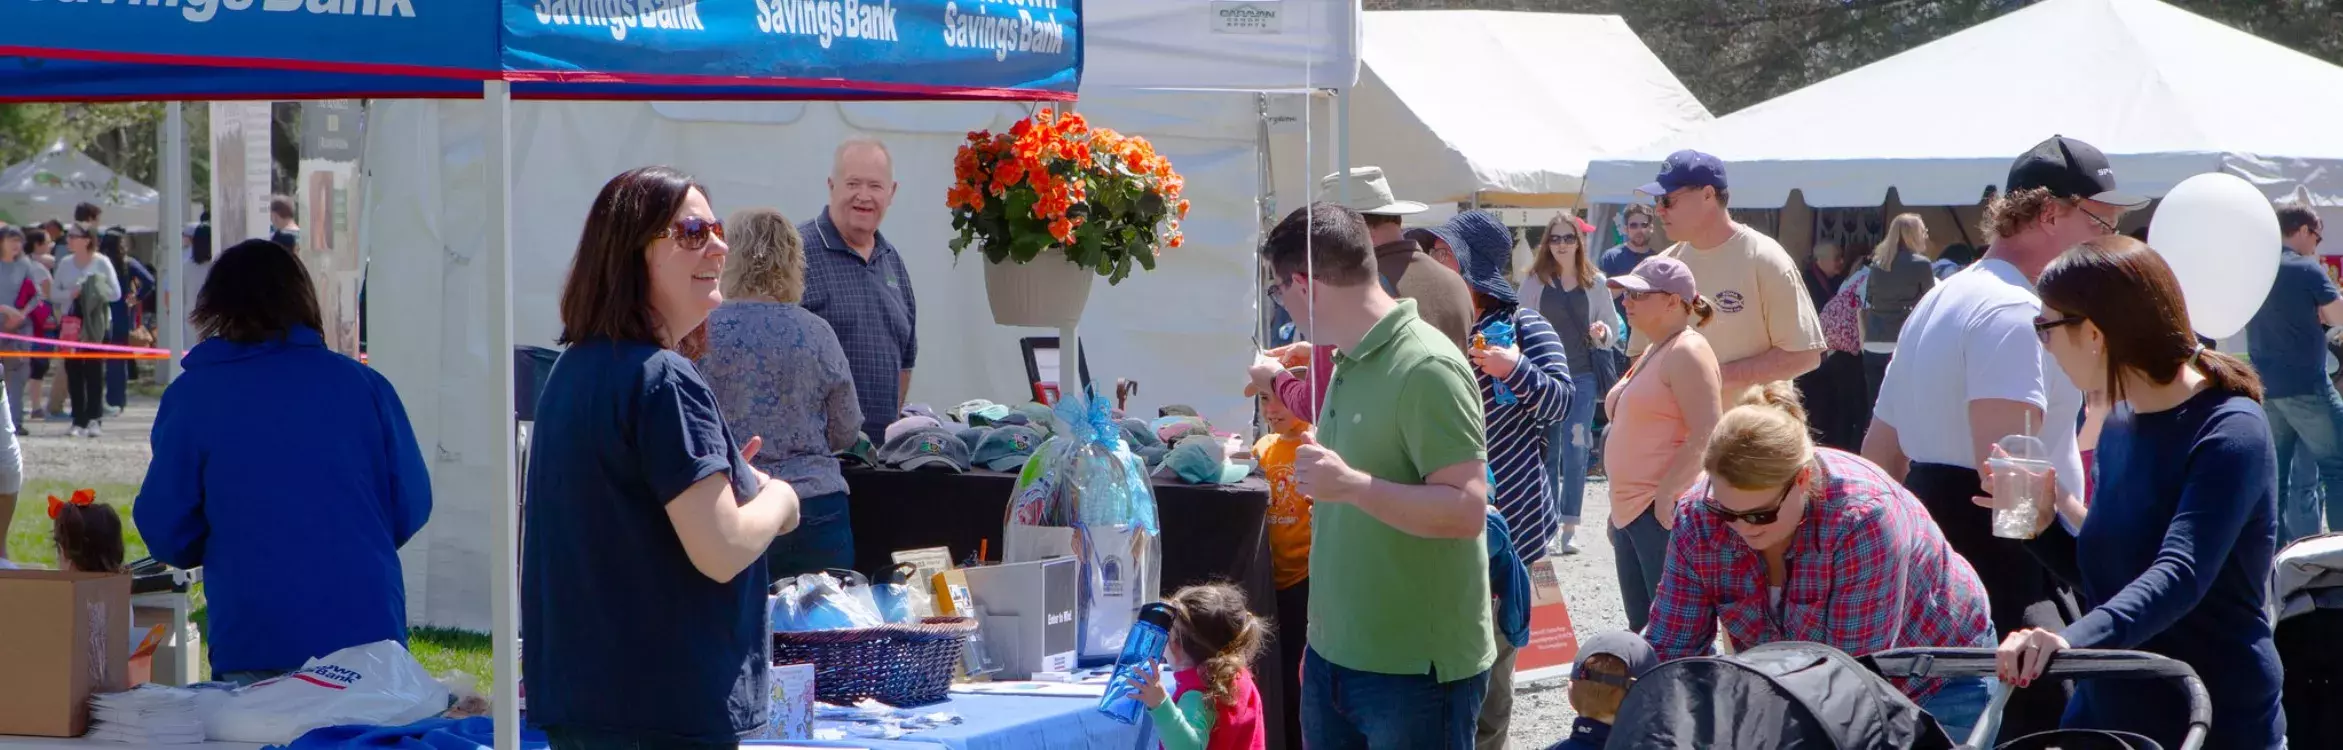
[756,693,1153,750]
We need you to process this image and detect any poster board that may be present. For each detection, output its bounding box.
[297,100,367,356]
[206,102,272,249]
[1513,557,1583,683]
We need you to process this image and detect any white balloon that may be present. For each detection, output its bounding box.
[2148,173,2282,340]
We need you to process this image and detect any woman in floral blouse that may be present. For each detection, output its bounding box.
[697,208,863,584]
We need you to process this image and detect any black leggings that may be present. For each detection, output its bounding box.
[65,358,103,428]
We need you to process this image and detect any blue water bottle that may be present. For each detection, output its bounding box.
[1097,602,1178,724]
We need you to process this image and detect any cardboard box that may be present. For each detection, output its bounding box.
[960,557,1078,679]
[0,570,132,737]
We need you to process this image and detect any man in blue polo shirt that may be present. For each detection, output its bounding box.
[2247,205,2343,542]
[801,136,919,442]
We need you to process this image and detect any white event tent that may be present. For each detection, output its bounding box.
[1347,10,1710,207]
[1583,0,2343,213]
[0,141,162,231]
[370,0,1361,633]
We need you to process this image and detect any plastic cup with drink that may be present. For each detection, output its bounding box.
[1987,434,2055,539]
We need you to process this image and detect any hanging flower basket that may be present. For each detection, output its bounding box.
[948,108,1189,325]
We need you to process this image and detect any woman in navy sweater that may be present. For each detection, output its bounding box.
[1993,235,2283,748]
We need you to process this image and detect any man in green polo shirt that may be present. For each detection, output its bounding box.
[1266,202,1495,749]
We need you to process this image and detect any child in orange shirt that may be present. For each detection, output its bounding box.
[1251,392,1312,744]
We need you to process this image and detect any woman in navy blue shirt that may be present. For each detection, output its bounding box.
[523,167,802,749]
[1994,235,2283,748]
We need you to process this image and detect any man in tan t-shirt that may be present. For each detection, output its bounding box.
[1626,150,1824,400]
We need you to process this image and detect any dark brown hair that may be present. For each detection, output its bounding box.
[192,239,324,344]
[1264,202,1378,287]
[1620,203,1654,224]
[269,195,297,221]
[1529,214,1595,289]
[1166,583,1266,708]
[557,166,711,357]
[2277,205,2321,240]
[54,502,126,574]
[2037,235,2263,403]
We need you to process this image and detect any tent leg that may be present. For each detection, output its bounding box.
[1334,87,1351,206]
[160,102,185,383]
[484,79,521,750]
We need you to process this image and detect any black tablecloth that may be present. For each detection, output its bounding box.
[843,467,1289,750]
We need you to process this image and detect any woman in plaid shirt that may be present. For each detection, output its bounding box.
[1644,381,1996,737]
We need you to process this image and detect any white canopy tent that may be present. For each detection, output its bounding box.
[370,0,1362,633]
[1582,0,2343,211]
[1346,11,1709,207]
[0,141,161,231]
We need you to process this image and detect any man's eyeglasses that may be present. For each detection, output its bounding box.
[2034,315,2084,344]
[1656,187,1706,211]
[1704,477,1797,526]
[656,217,726,250]
[2076,203,2119,235]
[1625,221,1652,230]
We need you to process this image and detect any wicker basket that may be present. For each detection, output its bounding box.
[773,617,978,707]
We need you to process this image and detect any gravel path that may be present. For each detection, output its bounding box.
[1506,477,1631,749]
[12,393,1630,749]
[19,394,158,487]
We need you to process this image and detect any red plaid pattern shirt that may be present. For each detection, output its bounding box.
[1644,448,1993,700]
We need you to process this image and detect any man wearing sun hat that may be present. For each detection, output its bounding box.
[1630,149,1824,402]
[1322,167,1475,351]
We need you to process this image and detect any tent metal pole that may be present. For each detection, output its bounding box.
[160,102,185,383]
[483,79,521,750]
[1334,87,1350,207]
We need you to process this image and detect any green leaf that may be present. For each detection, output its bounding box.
[1010,232,1052,264]
[948,236,968,255]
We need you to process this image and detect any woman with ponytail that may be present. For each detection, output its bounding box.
[1601,256,1723,631]
[1642,379,1996,738]
[1131,583,1267,750]
[1993,236,2283,749]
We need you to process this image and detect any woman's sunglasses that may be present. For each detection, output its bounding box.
[656,217,726,250]
[1703,476,1797,526]
[1544,233,1581,247]
[2033,315,2084,344]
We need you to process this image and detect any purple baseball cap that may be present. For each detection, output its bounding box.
[1606,256,1699,302]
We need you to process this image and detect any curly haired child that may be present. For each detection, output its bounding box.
[51,488,127,573]
[1131,583,1266,750]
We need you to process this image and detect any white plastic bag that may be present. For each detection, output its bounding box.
[205,640,451,744]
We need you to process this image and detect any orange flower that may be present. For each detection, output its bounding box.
[1177,199,1191,218]
[1050,217,1076,243]
[1168,234,1185,249]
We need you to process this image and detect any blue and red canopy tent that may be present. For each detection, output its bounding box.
[1,3,1079,746]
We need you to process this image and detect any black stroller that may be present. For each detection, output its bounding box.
[1606,642,2209,750]
[2274,532,2343,748]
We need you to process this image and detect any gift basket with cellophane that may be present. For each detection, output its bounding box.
[1005,387,1162,666]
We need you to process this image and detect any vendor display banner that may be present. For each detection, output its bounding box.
[0,0,499,75]
[505,0,1082,97]
[207,102,273,249]
[297,100,369,357]
[1513,558,1583,682]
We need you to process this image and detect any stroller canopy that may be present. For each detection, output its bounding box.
[1609,641,1951,750]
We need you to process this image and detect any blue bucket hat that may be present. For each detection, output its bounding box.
[1428,210,1518,305]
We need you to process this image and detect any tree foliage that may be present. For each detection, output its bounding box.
[1367,0,2343,115]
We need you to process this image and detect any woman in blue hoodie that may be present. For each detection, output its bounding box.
[135,239,431,684]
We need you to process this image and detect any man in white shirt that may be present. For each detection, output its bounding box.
[1863,134,2144,741]
[1626,150,1825,401]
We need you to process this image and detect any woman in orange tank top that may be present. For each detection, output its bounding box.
[1601,256,1723,631]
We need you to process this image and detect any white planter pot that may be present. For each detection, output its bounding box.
[984,249,1095,327]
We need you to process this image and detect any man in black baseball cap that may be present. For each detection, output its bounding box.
[1863,132,2137,741]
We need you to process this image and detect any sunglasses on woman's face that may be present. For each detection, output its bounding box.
[656,217,725,250]
[1704,478,1796,526]
[1545,233,1581,247]
[2033,315,2084,345]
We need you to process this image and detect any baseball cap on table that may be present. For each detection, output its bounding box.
[954,426,991,451]
[971,424,1045,472]
[883,415,945,445]
[1318,166,1429,216]
[1606,256,1699,303]
[1154,435,1248,485]
[1571,631,1658,687]
[837,434,878,469]
[879,426,972,473]
[1635,149,1728,198]
[2007,135,2147,208]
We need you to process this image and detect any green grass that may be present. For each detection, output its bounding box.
[7,478,495,682]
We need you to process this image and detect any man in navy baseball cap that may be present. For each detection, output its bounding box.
[1635,149,1728,199]
[2005,135,2149,209]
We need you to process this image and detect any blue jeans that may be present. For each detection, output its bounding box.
[1302,647,1489,750]
[1543,368,1598,527]
[764,491,855,585]
[2266,389,2343,542]
[1610,508,1670,632]
[1916,677,1991,744]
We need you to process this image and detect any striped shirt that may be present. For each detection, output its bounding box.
[1644,447,1994,701]
[1474,306,1571,563]
[798,207,919,442]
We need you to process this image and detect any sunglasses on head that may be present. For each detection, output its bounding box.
[656,216,725,250]
[1703,471,1800,526]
